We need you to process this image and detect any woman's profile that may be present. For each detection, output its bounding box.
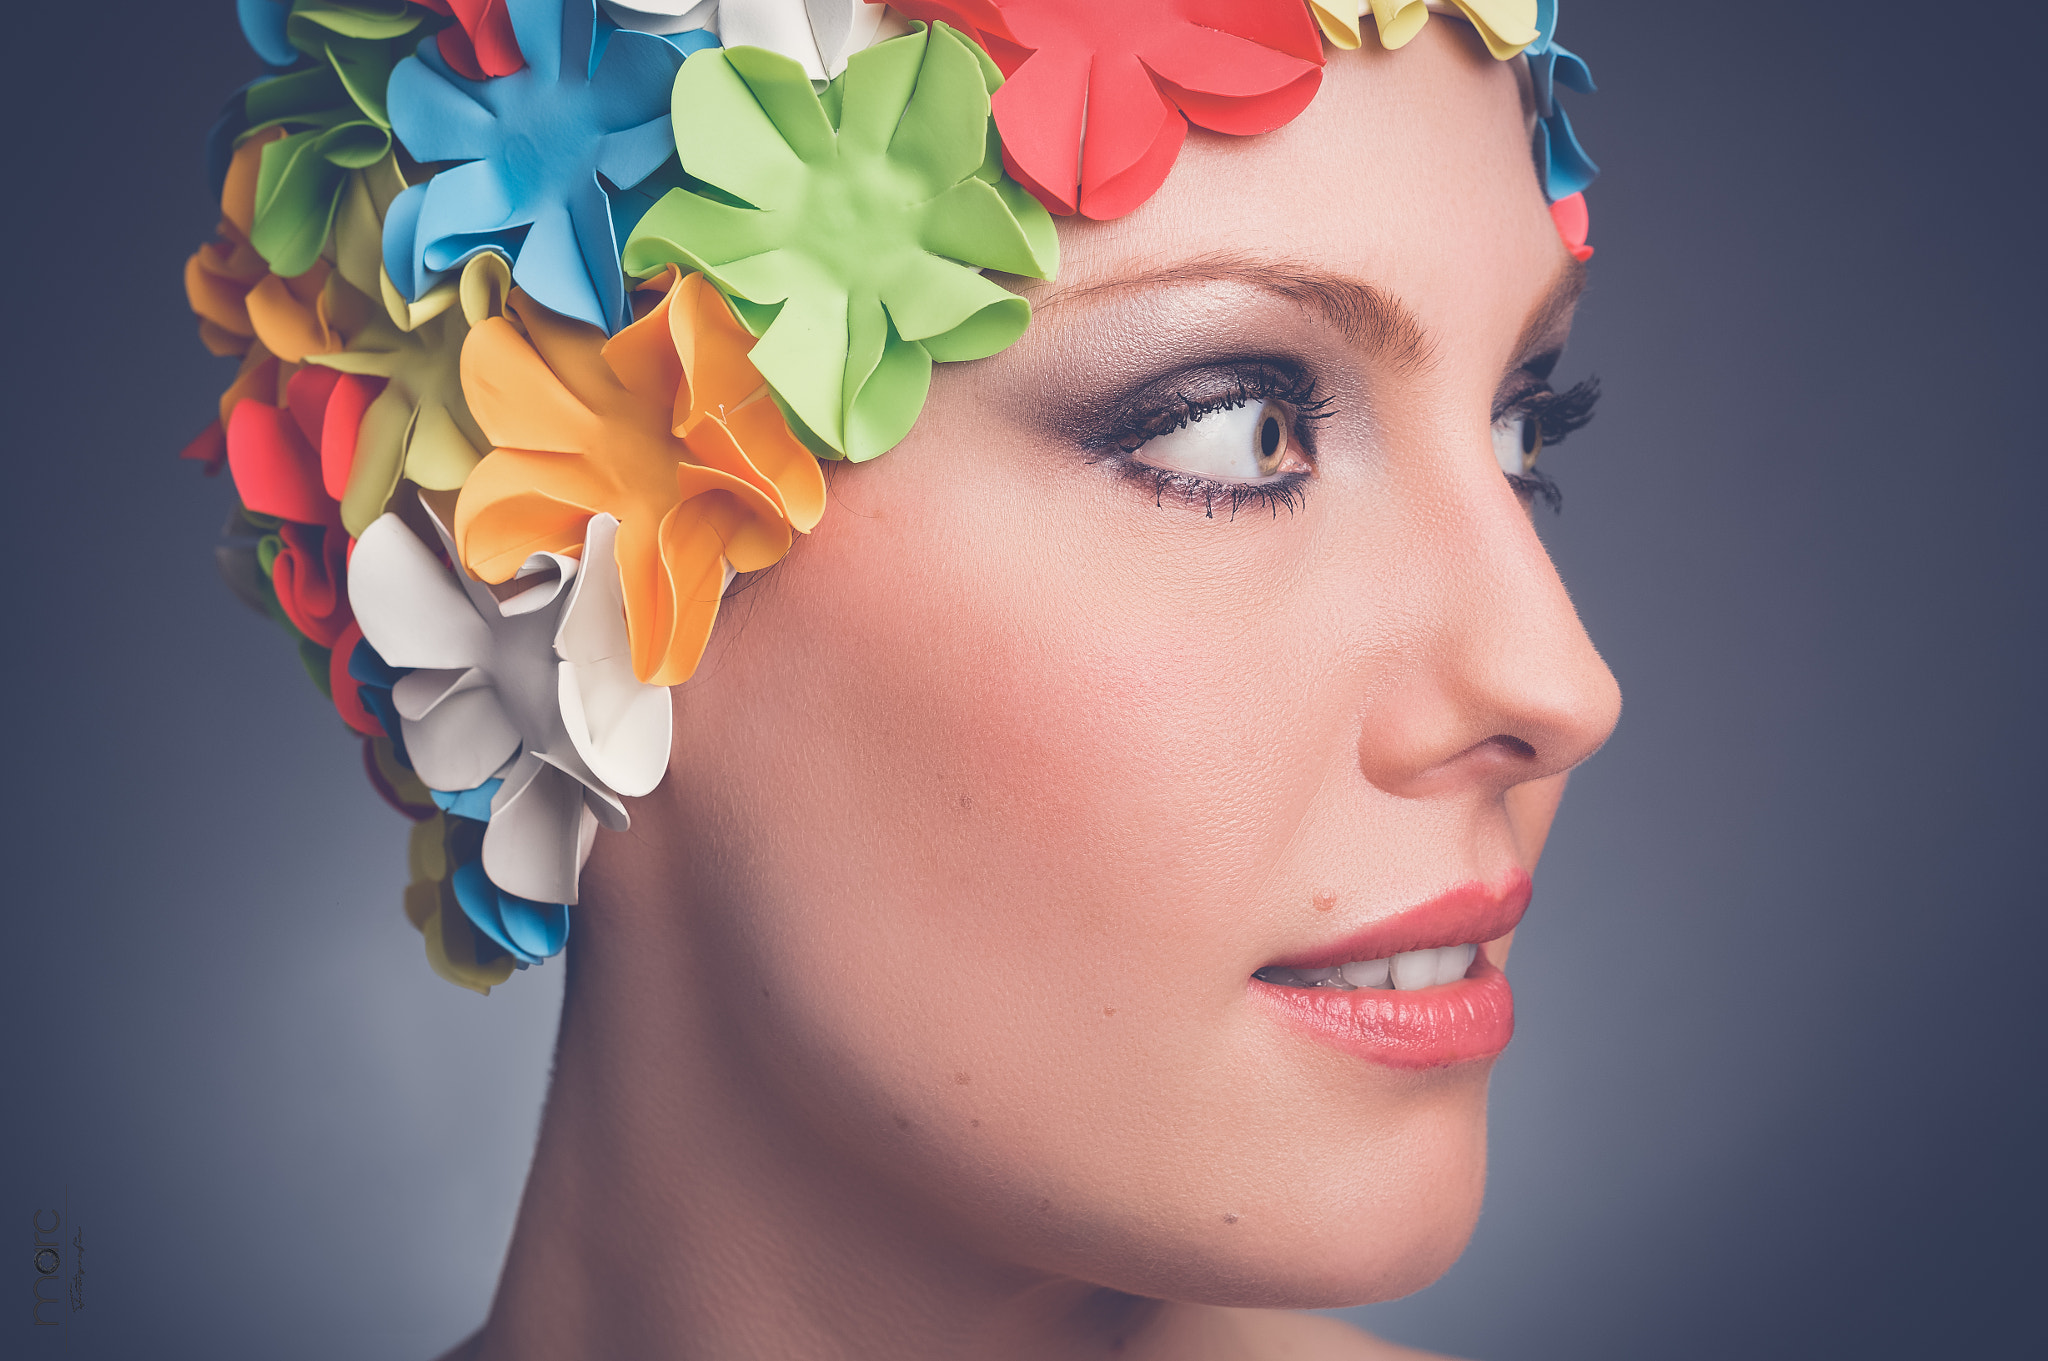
[180,2,1619,1356]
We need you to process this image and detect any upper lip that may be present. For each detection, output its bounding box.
[1264,870,1533,970]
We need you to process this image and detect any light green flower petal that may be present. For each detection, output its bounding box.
[919,178,1055,281]
[744,281,852,450]
[670,47,814,210]
[846,325,931,463]
[621,190,788,281]
[723,46,839,163]
[886,25,996,196]
[881,251,1026,357]
[834,27,926,158]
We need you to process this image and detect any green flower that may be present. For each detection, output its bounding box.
[622,22,1058,462]
[241,1,433,277]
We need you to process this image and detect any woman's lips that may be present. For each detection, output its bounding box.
[1249,872,1530,1071]
[1251,963,1515,1070]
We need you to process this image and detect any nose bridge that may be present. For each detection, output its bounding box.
[1354,459,1622,799]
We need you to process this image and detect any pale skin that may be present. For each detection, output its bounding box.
[441,21,1620,1361]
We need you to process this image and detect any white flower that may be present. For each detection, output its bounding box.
[600,0,909,80]
[348,509,673,905]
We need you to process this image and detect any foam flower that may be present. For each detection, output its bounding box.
[182,348,292,475]
[349,506,671,905]
[309,226,514,535]
[1308,1,1537,60]
[231,1,435,276]
[1526,0,1597,202]
[383,0,686,333]
[402,812,520,992]
[1549,191,1591,262]
[454,278,816,684]
[887,1,1323,221]
[226,365,389,649]
[416,0,527,78]
[183,129,372,475]
[621,26,1057,461]
[186,129,378,365]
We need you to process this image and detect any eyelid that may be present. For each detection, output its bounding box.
[1099,359,1330,455]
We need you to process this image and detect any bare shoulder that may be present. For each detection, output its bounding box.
[1223,1308,1467,1361]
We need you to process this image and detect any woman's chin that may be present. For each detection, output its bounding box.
[1017,1098,1492,1313]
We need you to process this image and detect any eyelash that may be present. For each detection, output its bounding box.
[1095,365,1334,519]
[1085,369,1600,518]
[1501,375,1600,512]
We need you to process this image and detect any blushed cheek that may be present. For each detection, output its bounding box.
[704,466,1326,1047]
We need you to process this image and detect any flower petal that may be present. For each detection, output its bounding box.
[555,513,673,796]
[403,684,523,790]
[1139,21,1323,136]
[387,51,501,163]
[227,398,329,524]
[482,752,586,904]
[670,45,818,210]
[462,314,610,453]
[349,513,497,668]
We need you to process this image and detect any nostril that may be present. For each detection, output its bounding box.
[1484,734,1537,760]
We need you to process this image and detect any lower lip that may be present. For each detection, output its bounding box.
[1249,961,1515,1070]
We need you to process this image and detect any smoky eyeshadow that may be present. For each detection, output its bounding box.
[999,285,1357,450]
[1057,359,1322,453]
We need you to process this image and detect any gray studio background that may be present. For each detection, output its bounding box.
[7,3,2043,1357]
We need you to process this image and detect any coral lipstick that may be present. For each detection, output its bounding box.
[1250,872,1530,1070]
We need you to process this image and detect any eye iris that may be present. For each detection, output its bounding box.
[1255,404,1286,474]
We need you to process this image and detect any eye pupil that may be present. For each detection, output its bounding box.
[1260,413,1281,458]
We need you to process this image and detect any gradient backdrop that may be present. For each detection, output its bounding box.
[7,3,2044,1357]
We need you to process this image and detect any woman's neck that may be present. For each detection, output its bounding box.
[459,938,1210,1361]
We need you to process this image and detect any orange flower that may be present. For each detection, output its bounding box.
[455,270,827,686]
[183,127,369,365]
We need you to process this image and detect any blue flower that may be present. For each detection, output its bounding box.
[383,0,693,333]
[237,0,299,69]
[452,852,571,965]
[348,635,414,768]
[1528,1,1597,202]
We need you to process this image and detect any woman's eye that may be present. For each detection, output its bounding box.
[1133,400,1308,482]
[1492,412,1541,476]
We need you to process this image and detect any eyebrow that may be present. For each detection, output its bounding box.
[1032,250,1587,378]
[1031,252,1435,374]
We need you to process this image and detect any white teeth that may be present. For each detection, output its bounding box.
[1340,957,1390,989]
[1259,944,1481,992]
[1388,950,1437,991]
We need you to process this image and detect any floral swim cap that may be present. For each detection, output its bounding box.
[182,0,1598,992]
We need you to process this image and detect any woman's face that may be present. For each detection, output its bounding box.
[598,23,1621,1307]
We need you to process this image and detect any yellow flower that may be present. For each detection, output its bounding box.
[1310,1,1538,61]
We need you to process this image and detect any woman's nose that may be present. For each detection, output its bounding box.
[1353,466,1622,802]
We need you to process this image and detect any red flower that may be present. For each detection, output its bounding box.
[416,0,525,80]
[1549,192,1593,263]
[890,0,1323,220]
[225,365,387,649]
